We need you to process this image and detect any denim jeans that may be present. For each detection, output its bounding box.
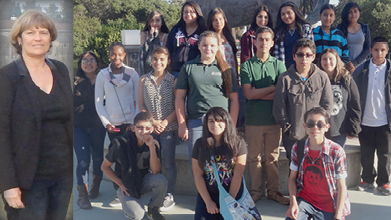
[188,118,203,168]
[117,173,167,220]
[74,127,106,185]
[285,197,334,220]
[2,170,73,220]
[153,130,178,194]
[171,71,180,78]
[329,134,347,148]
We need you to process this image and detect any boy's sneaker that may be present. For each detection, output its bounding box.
[147,206,165,220]
[377,184,391,196]
[109,197,122,207]
[357,182,374,191]
[159,193,175,212]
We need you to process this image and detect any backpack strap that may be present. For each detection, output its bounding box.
[297,140,305,170]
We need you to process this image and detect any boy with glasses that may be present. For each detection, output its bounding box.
[101,112,167,220]
[286,107,350,220]
[273,38,333,161]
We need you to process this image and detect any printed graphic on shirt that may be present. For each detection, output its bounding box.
[175,29,199,47]
[204,154,234,187]
[331,85,343,116]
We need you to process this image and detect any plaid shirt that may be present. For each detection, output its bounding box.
[274,24,314,64]
[290,138,351,218]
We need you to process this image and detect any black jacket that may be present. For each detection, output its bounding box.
[353,59,391,130]
[0,57,73,192]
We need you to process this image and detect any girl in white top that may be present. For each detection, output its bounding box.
[95,42,139,140]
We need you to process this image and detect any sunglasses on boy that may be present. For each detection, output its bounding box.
[136,126,153,131]
[305,120,327,129]
[295,52,314,59]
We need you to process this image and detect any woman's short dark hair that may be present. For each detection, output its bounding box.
[76,51,100,78]
[177,1,207,36]
[275,1,309,42]
[250,5,273,30]
[198,107,243,169]
[142,10,169,33]
[108,42,125,54]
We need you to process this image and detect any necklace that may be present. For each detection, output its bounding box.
[310,150,322,165]
[288,29,295,36]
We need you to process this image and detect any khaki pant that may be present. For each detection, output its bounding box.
[246,124,281,197]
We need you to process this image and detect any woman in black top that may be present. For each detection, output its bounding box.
[74,51,107,209]
[0,10,73,220]
[166,0,207,78]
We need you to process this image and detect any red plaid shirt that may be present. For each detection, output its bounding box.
[290,138,351,218]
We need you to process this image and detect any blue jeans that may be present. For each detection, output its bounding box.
[329,134,347,148]
[118,173,167,220]
[153,130,178,194]
[74,127,106,185]
[237,87,246,128]
[188,118,203,168]
[2,171,72,220]
[171,71,180,78]
[285,197,334,220]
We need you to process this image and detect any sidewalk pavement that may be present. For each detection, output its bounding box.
[73,170,391,220]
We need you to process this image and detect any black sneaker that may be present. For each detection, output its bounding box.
[147,206,165,220]
[159,193,175,212]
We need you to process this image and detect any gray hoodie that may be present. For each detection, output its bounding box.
[273,64,333,140]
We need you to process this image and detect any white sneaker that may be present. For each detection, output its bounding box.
[159,193,175,212]
[109,197,122,207]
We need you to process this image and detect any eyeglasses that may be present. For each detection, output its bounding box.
[183,10,196,15]
[81,59,97,64]
[305,120,327,129]
[136,126,153,131]
[295,53,314,59]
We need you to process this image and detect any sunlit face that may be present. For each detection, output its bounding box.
[370,42,389,64]
[256,10,269,27]
[18,26,51,57]
[212,13,225,32]
[255,32,274,54]
[131,121,154,140]
[207,115,226,138]
[183,5,197,24]
[293,47,315,68]
[198,36,218,60]
[303,113,329,140]
[149,14,162,32]
[109,45,126,69]
[151,52,170,72]
[81,53,98,75]
[320,52,337,75]
[281,6,296,26]
[320,9,335,27]
[348,7,360,23]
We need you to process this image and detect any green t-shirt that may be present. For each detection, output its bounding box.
[240,55,286,126]
[176,56,238,119]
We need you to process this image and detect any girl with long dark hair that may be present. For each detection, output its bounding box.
[207,7,238,76]
[192,107,247,220]
[337,2,371,73]
[175,31,239,168]
[139,11,170,75]
[240,5,273,64]
[166,1,207,78]
[274,1,313,69]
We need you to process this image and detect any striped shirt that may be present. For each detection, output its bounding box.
[313,26,349,64]
[290,138,351,219]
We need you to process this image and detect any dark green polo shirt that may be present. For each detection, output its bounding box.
[176,56,238,119]
[240,55,286,126]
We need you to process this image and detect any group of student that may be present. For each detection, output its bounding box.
[73,1,391,220]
